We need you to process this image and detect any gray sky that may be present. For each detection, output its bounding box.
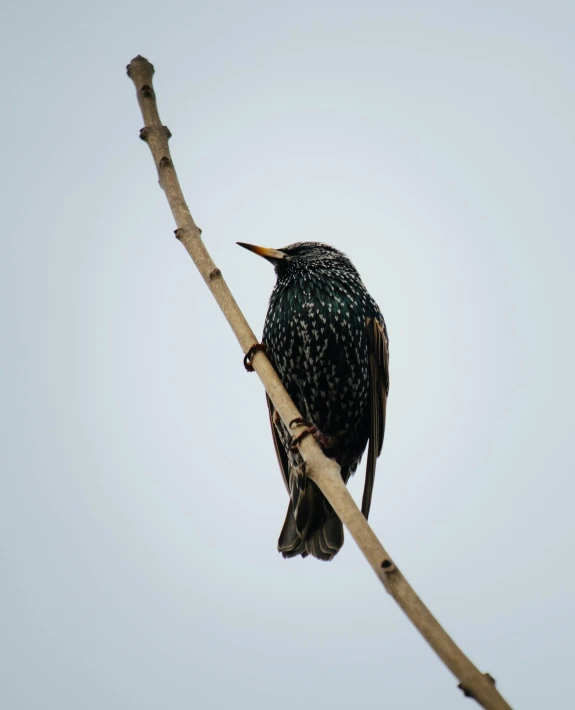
[1,1,574,708]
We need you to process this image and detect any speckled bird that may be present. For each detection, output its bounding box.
[238,241,389,560]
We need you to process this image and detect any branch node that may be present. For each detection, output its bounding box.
[159,156,172,168]
[139,127,150,142]
[140,84,154,98]
[458,673,496,699]
[209,268,222,281]
[381,558,396,573]
[162,126,172,139]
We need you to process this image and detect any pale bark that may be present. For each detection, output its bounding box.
[126,55,513,710]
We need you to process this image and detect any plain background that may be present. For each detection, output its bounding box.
[1,1,574,708]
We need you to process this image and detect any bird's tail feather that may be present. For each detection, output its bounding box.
[278,480,344,561]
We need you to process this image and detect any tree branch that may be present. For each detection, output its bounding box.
[126,55,513,710]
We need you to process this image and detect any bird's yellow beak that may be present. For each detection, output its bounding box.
[237,242,286,262]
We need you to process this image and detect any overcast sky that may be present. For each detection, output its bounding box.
[1,1,574,708]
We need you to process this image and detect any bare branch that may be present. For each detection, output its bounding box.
[126,55,513,710]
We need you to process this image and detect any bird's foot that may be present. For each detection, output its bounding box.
[243,343,269,372]
[289,418,334,451]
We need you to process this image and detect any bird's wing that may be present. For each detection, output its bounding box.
[362,316,390,519]
[266,394,290,493]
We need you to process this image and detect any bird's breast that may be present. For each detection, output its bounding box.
[263,283,371,439]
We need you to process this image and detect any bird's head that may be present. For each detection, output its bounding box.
[237,241,355,280]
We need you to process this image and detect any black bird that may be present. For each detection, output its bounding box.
[238,241,389,560]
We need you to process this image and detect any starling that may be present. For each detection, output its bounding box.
[238,241,389,560]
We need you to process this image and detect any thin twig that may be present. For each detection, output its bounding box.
[126,55,513,710]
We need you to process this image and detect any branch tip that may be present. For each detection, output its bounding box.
[126,55,155,78]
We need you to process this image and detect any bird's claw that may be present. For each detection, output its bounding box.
[243,343,269,372]
[289,417,313,429]
[289,418,333,451]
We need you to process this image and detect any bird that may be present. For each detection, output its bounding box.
[238,241,389,560]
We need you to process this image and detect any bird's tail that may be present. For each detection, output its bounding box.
[277,477,344,561]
